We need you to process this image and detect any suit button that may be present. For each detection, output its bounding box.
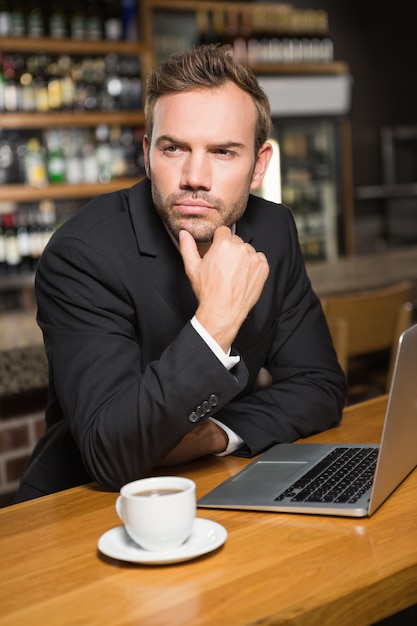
[195,405,205,418]
[188,412,199,423]
[202,401,210,414]
[209,394,219,408]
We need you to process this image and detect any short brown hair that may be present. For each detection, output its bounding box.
[144,44,271,155]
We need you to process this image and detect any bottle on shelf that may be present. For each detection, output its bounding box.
[0,213,7,276]
[0,0,11,36]
[19,61,37,112]
[70,2,86,40]
[57,55,75,111]
[38,199,57,252]
[27,205,43,270]
[0,52,5,113]
[121,0,138,42]
[46,59,64,111]
[33,55,50,113]
[49,1,68,39]
[95,124,112,183]
[104,0,122,41]
[109,125,127,179]
[3,55,19,113]
[3,212,22,275]
[0,130,20,184]
[10,2,25,37]
[15,206,33,273]
[63,130,84,185]
[85,0,103,41]
[27,1,45,38]
[24,137,48,188]
[45,130,66,184]
[82,140,99,183]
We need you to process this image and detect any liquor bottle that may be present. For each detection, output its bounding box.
[1,131,22,184]
[121,0,137,42]
[0,213,7,275]
[10,3,25,37]
[33,55,50,113]
[9,131,26,184]
[0,0,11,36]
[104,53,121,111]
[27,2,45,38]
[3,55,18,113]
[47,59,63,111]
[27,205,43,270]
[3,212,21,274]
[24,137,48,187]
[104,0,122,41]
[86,0,103,41]
[38,199,56,253]
[15,207,32,273]
[82,139,99,183]
[0,131,13,184]
[109,125,127,178]
[57,55,75,111]
[49,2,68,39]
[95,124,112,183]
[45,130,66,183]
[64,130,84,184]
[0,52,6,112]
[79,58,95,111]
[19,59,37,113]
[70,2,86,40]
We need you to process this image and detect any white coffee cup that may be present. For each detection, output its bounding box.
[116,476,196,551]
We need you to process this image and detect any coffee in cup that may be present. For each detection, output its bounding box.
[116,476,196,551]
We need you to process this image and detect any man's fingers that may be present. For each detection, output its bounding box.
[178,229,201,274]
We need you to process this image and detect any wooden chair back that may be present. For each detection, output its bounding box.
[321,281,413,392]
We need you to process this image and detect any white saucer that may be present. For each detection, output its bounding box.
[98,518,227,565]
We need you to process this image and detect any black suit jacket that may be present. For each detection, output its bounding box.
[16,178,346,501]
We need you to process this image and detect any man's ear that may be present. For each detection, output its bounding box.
[250,142,274,190]
[143,135,151,178]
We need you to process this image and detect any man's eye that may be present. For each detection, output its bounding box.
[214,149,234,157]
[163,145,179,153]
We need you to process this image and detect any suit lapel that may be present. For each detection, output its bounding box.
[128,179,198,322]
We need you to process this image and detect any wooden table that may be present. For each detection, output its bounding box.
[1,395,417,626]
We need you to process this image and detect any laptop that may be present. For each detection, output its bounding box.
[198,322,417,518]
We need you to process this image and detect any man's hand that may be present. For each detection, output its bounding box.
[179,226,269,352]
[157,420,228,466]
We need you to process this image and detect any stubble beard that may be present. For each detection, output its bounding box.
[150,182,251,243]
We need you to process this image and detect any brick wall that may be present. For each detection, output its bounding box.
[0,391,46,507]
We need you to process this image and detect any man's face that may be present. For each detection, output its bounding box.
[143,82,271,249]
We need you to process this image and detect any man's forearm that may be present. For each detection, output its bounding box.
[157,419,228,466]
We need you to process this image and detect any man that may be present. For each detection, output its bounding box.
[15,44,346,502]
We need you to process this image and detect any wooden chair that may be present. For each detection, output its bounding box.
[321,281,413,399]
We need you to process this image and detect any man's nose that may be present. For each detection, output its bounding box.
[180,152,211,190]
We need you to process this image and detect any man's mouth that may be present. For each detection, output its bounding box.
[175,201,216,215]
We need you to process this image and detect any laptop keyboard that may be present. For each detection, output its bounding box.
[275,446,379,504]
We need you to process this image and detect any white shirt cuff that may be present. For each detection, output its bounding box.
[190,315,243,455]
[190,315,240,370]
[209,417,244,455]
